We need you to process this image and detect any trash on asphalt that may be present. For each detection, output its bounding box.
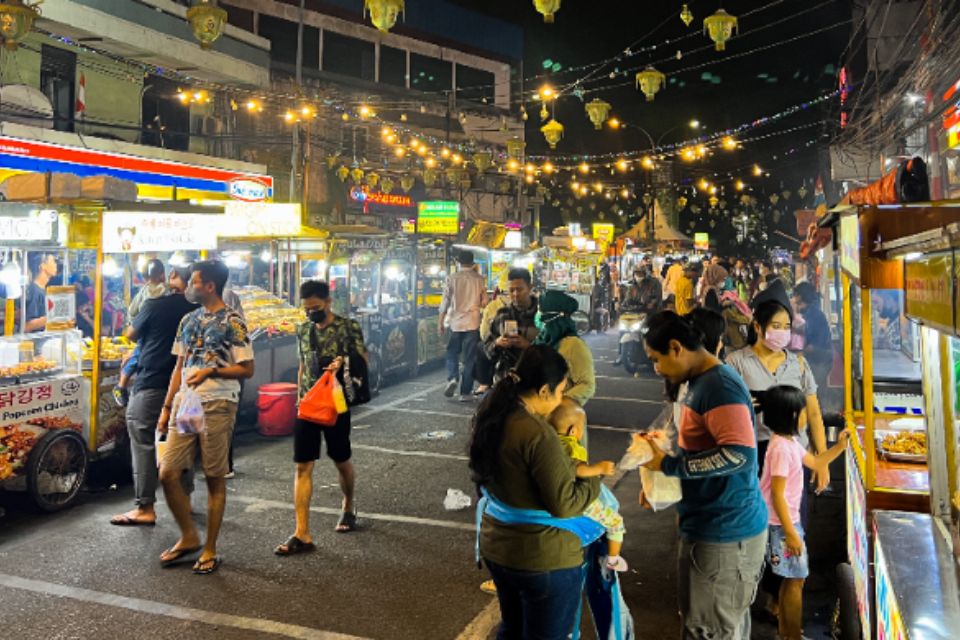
[443,488,472,510]
[419,430,455,441]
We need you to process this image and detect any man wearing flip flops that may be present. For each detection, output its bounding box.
[156,260,254,575]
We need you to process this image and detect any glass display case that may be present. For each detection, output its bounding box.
[233,286,305,338]
[0,329,82,383]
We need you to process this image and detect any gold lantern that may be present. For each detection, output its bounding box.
[400,174,416,192]
[350,167,365,184]
[364,0,404,33]
[422,169,438,188]
[703,8,738,51]
[635,66,666,102]
[473,150,492,173]
[336,166,350,182]
[533,0,561,23]
[326,155,339,169]
[186,0,228,50]
[680,4,693,27]
[708,195,719,208]
[380,177,395,194]
[677,196,688,209]
[506,137,526,160]
[445,167,462,184]
[366,172,380,188]
[584,99,612,130]
[0,0,40,51]
[540,119,565,150]
[769,194,780,205]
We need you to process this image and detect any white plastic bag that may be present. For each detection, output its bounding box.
[640,467,682,512]
[443,488,472,511]
[174,388,206,434]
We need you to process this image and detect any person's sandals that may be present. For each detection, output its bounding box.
[193,556,222,575]
[480,580,497,595]
[335,511,357,533]
[274,536,316,556]
[110,513,156,526]
[159,545,201,567]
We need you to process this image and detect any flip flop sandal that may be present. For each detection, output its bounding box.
[160,545,201,567]
[335,511,357,533]
[480,580,497,595]
[193,556,222,575]
[274,536,316,556]
[110,514,156,527]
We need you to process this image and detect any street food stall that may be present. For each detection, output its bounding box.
[835,203,960,639]
[538,231,604,333]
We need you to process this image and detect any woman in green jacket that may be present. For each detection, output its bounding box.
[470,345,600,639]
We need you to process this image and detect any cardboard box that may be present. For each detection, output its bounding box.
[49,173,81,200]
[1,173,49,201]
[80,175,137,201]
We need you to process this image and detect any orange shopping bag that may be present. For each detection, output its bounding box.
[297,371,339,426]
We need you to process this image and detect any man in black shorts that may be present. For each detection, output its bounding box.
[275,280,367,556]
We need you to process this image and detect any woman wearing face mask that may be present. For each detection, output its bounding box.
[534,290,596,420]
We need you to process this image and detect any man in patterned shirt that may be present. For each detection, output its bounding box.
[275,280,367,556]
[157,260,254,575]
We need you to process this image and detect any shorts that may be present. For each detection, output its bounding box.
[766,523,809,579]
[294,412,352,463]
[162,398,238,479]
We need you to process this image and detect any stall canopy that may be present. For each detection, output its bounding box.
[620,202,690,244]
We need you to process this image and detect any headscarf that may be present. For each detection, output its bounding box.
[534,290,580,348]
[702,263,729,289]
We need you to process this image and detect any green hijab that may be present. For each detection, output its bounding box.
[534,290,580,349]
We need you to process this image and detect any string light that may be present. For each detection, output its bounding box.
[608,118,621,129]
[722,136,738,150]
[753,164,763,176]
[616,159,628,172]
[641,156,655,170]
[578,162,590,174]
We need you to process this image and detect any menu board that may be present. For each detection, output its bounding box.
[904,252,953,334]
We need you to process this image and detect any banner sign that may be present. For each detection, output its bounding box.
[0,208,59,244]
[223,202,301,237]
[417,201,460,235]
[694,232,710,251]
[102,212,219,253]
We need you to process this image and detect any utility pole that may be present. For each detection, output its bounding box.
[289,0,305,204]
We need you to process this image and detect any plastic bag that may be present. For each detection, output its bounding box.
[443,488,472,511]
[332,376,348,415]
[297,370,338,426]
[640,467,682,512]
[174,387,206,434]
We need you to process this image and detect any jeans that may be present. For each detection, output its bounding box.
[474,343,495,387]
[126,388,193,507]
[445,329,480,395]
[677,530,767,640]
[485,559,583,640]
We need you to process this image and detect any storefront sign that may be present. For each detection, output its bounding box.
[840,213,861,279]
[0,135,273,201]
[943,79,960,150]
[222,202,301,237]
[417,201,460,235]
[343,237,390,251]
[904,253,953,334]
[102,212,219,253]
[349,187,415,213]
[846,443,871,640]
[0,208,59,244]
[592,223,615,246]
[875,542,907,640]
[694,233,709,251]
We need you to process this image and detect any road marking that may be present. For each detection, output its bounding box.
[368,406,471,419]
[588,424,635,432]
[455,599,501,640]
[591,396,662,404]
[595,374,662,382]
[231,495,475,532]
[353,443,468,461]
[0,573,369,640]
[353,382,447,420]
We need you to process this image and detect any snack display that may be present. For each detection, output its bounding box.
[0,358,60,380]
[879,430,927,463]
[79,336,135,367]
[234,286,305,336]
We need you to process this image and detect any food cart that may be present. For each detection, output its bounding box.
[835,203,960,639]
[537,235,603,334]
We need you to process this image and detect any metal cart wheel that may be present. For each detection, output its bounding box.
[26,430,88,513]
[367,348,383,394]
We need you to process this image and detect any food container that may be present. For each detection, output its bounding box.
[18,341,34,363]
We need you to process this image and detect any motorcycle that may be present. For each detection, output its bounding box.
[617,308,651,374]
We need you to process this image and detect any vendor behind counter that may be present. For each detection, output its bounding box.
[24,252,60,333]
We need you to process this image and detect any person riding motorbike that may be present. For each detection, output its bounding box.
[614,269,661,367]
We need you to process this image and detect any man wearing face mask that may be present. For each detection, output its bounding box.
[622,267,662,314]
[275,280,368,556]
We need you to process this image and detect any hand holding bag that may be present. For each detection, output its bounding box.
[297,370,339,426]
[174,387,206,434]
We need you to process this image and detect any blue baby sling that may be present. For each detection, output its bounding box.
[476,486,635,640]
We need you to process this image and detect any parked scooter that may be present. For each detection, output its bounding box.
[616,305,650,374]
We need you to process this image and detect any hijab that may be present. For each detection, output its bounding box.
[534,290,580,349]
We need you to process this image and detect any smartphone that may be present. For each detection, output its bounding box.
[504,320,518,337]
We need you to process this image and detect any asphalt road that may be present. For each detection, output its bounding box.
[0,330,844,639]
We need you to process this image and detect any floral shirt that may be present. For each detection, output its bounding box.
[297,315,367,399]
[172,306,253,403]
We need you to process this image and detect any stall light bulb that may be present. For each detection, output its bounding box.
[428,264,441,275]
[578,162,590,174]
[102,257,121,278]
[542,161,555,174]
[0,261,22,298]
[225,253,246,269]
[136,254,147,274]
[259,250,272,262]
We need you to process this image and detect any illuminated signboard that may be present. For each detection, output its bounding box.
[102,212,219,253]
[592,223,615,246]
[0,208,58,244]
[223,202,301,237]
[417,201,459,235]
[349,186,415,213]
[944,79,960,150]
[904,252,953,334]
[694,233,709,251]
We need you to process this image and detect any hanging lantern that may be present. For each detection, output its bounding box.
[336,166,350,182]
[0,0,40,51]
[709,195,719,208]
[380,177,395,194]
[326,155,339,169]
[350,167,365,183]
[422,169,438,188]
[677,196,688,209]
[400,174,416,192]
[703,8,738,52]
[540,119,565,150]
[769,194,780,205]
[533,0,561,23]
[635,66,666,102]
[797,185,808,200]
[445,167,462,184]
[584,99,612,130]
[473,150,492,173]
[782,190,792,200]
[506,137,525,161]
[364,0,404,33]
[186,0,228,50]
[366,172,380,188]
[539,103,550,121]
[680,4,693,27]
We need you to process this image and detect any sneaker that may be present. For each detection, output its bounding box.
[459,394,475,403]
[224,470,235,479]
[112,386,129,408]
[444,379,458,397]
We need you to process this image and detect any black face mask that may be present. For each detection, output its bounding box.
[309,309,327,324]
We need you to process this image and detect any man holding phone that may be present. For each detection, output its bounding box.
[481,268,539,382]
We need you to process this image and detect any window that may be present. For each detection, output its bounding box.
[322,31,375,81]
[40,45,76,132]
[220,2,254,32]
[141,76,190,151]
[456,65,495,104]
[258,14,297,67]
[410,53,451,94]
[380,45,406,87]
[340,126,369,161]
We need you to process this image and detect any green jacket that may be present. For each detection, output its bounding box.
[480,408,600,571]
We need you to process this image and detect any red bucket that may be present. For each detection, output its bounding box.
[257,383,298,437]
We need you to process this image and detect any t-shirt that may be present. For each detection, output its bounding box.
[674,276,694,316]
[24,282,46,331]
[172,305,253,403]
[802,306,832,356]
[296,315,367,400]
[760,434,806,526]
[660,363,768,543]
[133,294,198,393]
